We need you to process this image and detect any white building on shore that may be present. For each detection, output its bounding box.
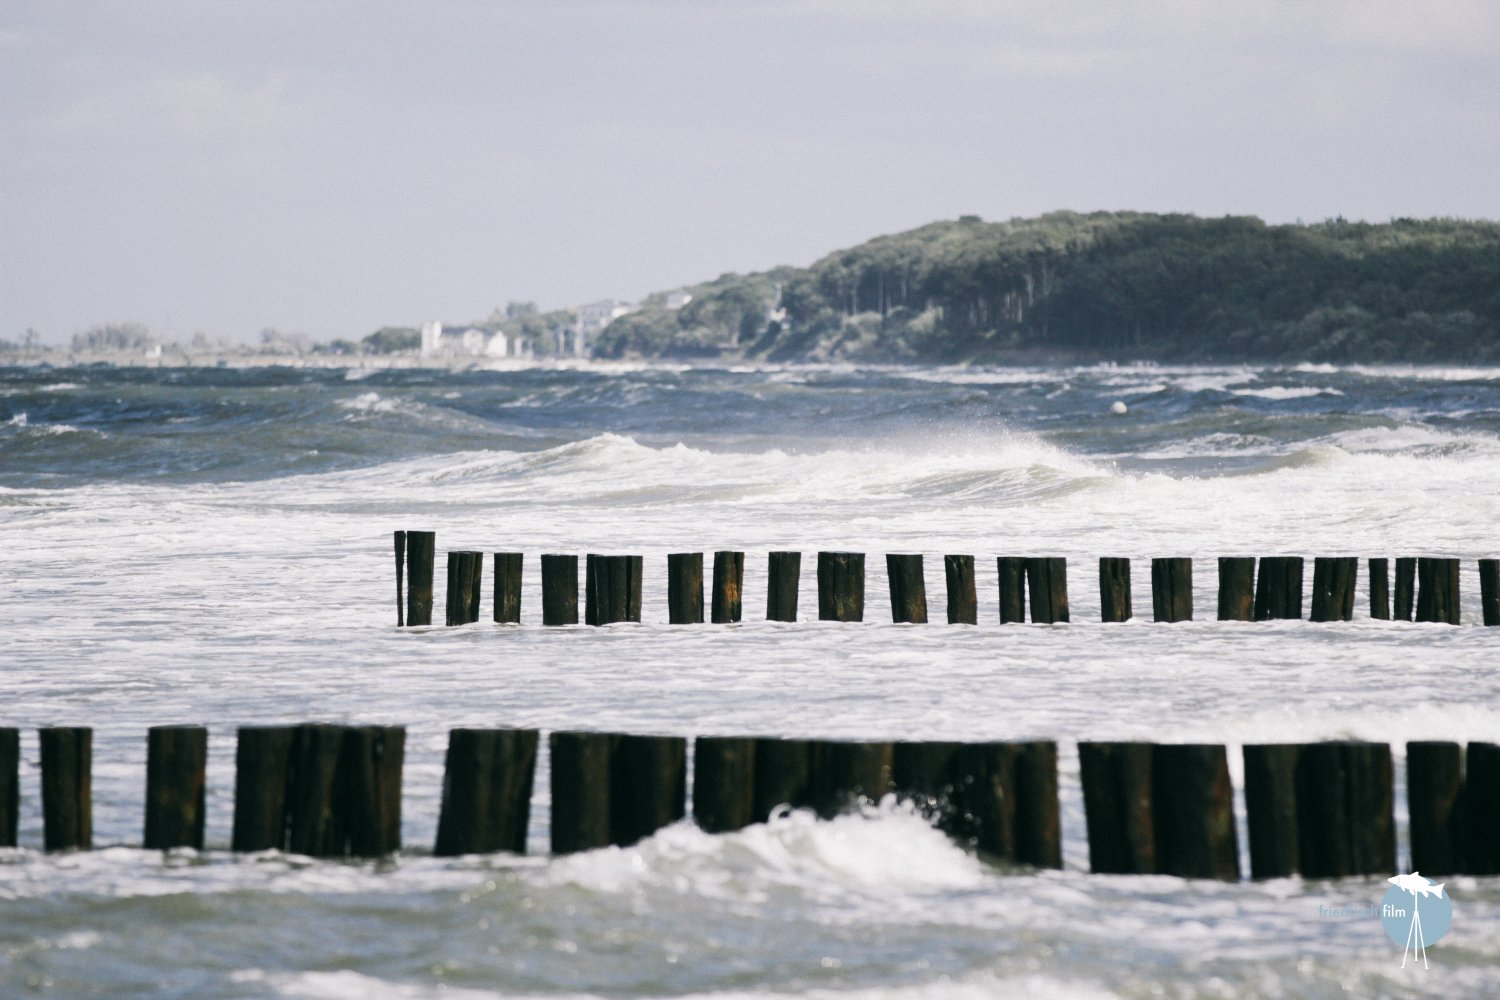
[420,321,533,360]
[571,299,636,355]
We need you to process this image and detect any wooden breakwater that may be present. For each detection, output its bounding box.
[4,724,1498,880]
[394,533,1494,628]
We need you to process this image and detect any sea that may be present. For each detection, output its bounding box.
[1,361,1497,998]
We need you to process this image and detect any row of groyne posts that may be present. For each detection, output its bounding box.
[396,531,1500,626]
[4,726,1499,880]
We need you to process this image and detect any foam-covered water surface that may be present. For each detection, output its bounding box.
[2,362,1498,997]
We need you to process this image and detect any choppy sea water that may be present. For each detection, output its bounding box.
[1,361,1497,998]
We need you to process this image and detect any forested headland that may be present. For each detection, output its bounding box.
[593,212,1500,364]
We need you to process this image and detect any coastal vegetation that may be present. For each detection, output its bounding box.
[594,212,1500,364]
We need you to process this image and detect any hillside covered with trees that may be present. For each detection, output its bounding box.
[592,212,1500,364]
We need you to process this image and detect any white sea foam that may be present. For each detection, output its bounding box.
[1231,385,1342,399]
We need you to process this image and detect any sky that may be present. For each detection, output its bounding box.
[2,1,1497,345]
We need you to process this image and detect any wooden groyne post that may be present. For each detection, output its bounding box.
[1481,559,1500,626]
[1151,558,1192,623]
[1295,741,1394,877]
[434,728,538,856]
[541,554,579,626]
[1394,556,1416,620]
[1217,557,1255,621]
[1078,742,1238,880]
[1243,741,1393,878]
[1469,743,1500,874]
[0,728,17,848]
[712,551,744,623]
[693,736,757,833]
[1254,556,1303,620]
[445,551,483,626]
[40,727,91,851]
[817,552,865,622]
[233,724,403,857]
[1025,557,1069,623]
[550,731,685,853]
[1309,556,1356,622]
[944,554,977,624]
[232,725,295,852]
[1407,741,1464,874]
[766,551,800,621]
[1416,557,1461,624]
[143,725,207,850]
[395,529,435,626]
[1369,557,1391,620]
[893,740,1061,867]
[886,554,927,623]
[1242,744,1300,879]
[493,552,522,624]
[996,557,1026,623]
[584,554,643,625]
[667,552,704,624]
[805,740,894,818]
[1098,557,1131,622]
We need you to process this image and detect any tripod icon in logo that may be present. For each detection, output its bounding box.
[1386,873,1446,969]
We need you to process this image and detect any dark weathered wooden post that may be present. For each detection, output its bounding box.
[1369,557,1391,620]
[1416,557,1461,624]
[286,723,345,857]
[612,734,686,847]
[232,725,295,851]
[996,556,1026,623]
[1151,744,1238,880]
[1481,559,1500,626]
[144,725,208,851]
[395,529,405,626]
[1296,741,1395,878]
[40,727,91,851]
[1217,557,1255,621]
[585,555,643,625]
[944,555,977,625]
[541,554,579,626]
[886,554,927,623]
[895,741,1061,868]
[445,551,483,626]
[435,728,538,856]
[766,551,801,621]
[397,529,435,626]
[1078,741,1154,874]
[493,552,522,624]
[751,737,814,820]
[1394,556,1416,621]
[339,725,405,857]
[1099,557,1131,622]
[693,737,757,833]
[1243,743,1300,879]
[1466,742,1500,875]
[817,551,865,622]
[0,728,17,848]
[1151,558,1193,623]
[667,552,704,624]
[1254,556,1304,620]
[1408,741,1464,875]
[550,731,615,854]
[807,740,893,818]
[1309,556,1357,622]
[712,551,744,623]
[1025,557,1069,623]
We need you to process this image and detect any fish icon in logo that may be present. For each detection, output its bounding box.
[1382,872,1452,969]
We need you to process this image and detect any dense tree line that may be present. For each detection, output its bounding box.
[594,212,1500,363]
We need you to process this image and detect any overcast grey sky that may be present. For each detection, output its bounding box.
[2,1,1497,344]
